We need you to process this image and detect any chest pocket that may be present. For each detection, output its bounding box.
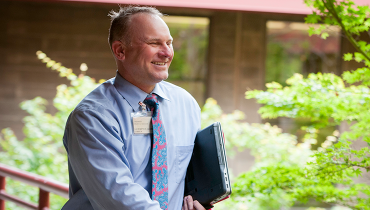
[175,145,194,184]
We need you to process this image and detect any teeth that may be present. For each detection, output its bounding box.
[152,62,166,65]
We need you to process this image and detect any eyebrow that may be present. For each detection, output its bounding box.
[146,38,173,42]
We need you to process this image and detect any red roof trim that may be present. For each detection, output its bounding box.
[62,0,369,14]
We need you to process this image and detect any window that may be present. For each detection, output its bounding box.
[266,21,341,85]
[163,16,209,106]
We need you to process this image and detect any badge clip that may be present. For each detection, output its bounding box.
[138,101,146,112]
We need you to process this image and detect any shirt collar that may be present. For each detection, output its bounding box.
[152,82,170,102]
[113,72,170,112]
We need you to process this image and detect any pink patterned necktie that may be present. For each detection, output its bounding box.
[144,93,168,210]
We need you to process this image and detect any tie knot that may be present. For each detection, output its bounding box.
[145,93,158,103]
[143,93,159,116]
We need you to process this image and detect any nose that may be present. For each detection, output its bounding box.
[158,44,173,59]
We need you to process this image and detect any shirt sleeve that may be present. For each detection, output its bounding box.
[65,107,161,210]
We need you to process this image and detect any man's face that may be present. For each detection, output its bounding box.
[121,13,174,89]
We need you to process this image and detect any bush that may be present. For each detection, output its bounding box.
[0,51,101,210]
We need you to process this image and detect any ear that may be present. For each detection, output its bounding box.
[112,40,125,60]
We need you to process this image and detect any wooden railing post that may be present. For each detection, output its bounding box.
[0,164,68,209]
[38,189,49,210]
[0,176,6,210]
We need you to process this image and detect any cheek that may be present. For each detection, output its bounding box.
[146,50,158,60]
[136,46,153,59]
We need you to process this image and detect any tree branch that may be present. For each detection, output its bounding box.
[322,0,370,62]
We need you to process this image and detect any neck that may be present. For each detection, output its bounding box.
[138,84,155,94]
[117,71,155,94]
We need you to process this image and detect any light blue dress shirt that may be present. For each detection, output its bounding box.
[62,72,201,210]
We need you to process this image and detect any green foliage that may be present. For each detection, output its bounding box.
[247,73,370,133]
[204,98,369,209]
[304,0,370,85]
[202,99,314,210]
[0,51,102,210]
[201,99,314,164]
[242,0,370,209]
[231,160,370,209]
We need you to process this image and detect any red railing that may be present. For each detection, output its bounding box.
[0,163,69,210]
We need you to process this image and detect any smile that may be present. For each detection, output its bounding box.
[151,62,166,66]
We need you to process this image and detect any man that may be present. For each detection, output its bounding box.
[62,6,206,210]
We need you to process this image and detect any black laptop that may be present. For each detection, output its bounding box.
[184,122,232,209]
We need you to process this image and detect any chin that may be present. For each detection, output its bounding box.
[155,72,169,81]
[162,74,169,81]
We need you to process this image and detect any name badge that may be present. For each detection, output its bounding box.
[131,102,153,135]
[132,114,153,134]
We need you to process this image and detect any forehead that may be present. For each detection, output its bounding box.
[129,13,171,40]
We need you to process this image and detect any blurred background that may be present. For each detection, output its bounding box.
[0,0,369,209]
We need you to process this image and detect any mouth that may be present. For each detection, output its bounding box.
[151,61,167,66]
[151,58,170,66]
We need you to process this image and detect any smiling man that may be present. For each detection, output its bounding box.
[62,6,205,210]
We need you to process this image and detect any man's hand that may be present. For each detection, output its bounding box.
[182,195,206,210]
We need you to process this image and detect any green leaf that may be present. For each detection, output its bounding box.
[320,32,329,39]
[343,53,353,61]
[305,13,322,24]
[354,52,364,62]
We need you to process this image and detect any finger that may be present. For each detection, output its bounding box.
[193,200,206,210]
[183,196,189,210]
[187,195,194,210]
